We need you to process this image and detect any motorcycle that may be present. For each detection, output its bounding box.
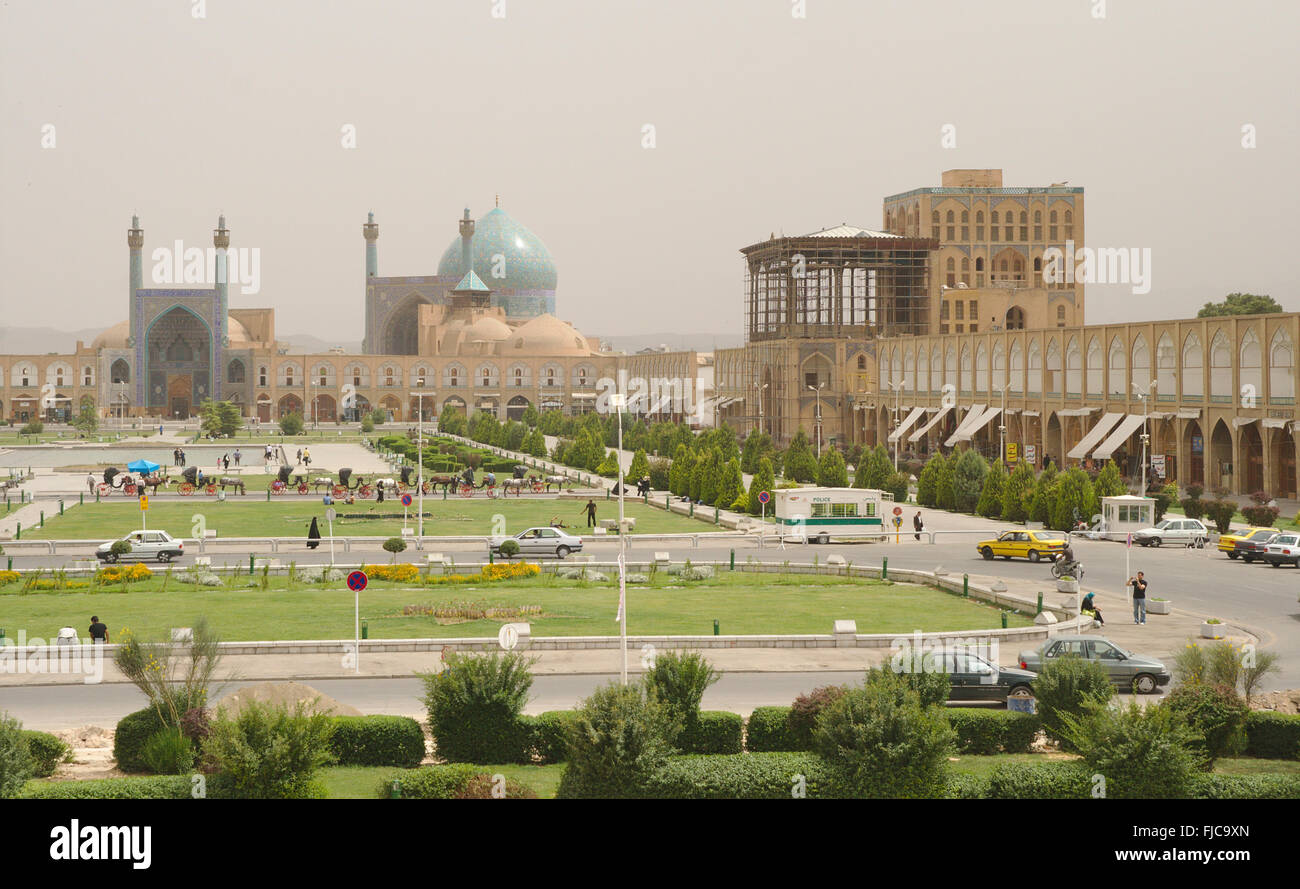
[1051,554,1084,580]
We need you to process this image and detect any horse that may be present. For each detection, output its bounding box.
[216,476,246,495]
[543,475,568,493]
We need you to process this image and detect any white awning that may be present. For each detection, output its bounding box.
[1022,410,1041,417]
[1057,407,1098,417]
[947,407,1002,446]
[1067,412,1124,460]
[1175,409,1200,419]
[1093,414,1147,460]
[1263,418,1287,429]
[1232,416,1259,428]
[888,406,927,443]
[943,404,989,447]
[910,404,953,443]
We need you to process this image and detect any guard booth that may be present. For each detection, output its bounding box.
[1099,495,1156,540]
[773,487,891,544]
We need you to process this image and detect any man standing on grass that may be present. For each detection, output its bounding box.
[584,499,598,527]
[1128,571,1148,625]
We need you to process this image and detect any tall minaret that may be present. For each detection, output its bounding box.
[213,214,230,347]
[128,215,144,348]
[364,211,379,278]
[459,207,475,276]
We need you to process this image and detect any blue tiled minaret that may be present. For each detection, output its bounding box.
[364,211,379,278]
[459,207,475,272]
[213,215,230,348]
[127,215,143,347]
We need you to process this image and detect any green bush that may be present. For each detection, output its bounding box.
[789,685,847,750]
[114,707,170,773]
[454,773,538,799]
[0,713,33,798]
[202,702,336,799]
[984,762,1092,799]
[1190,774,1300,799]
[645,752,840,799]
[141,726,195,775]
[678,711,743,755]
[19,775,195,800]
[873,663,951,708]
[498,538,521,558]
[812,680,955,799]
[1061,700,1202,799]
[382,764,481,799]
[1244,712,1300,759]
[946,773,990,799]
[1163,684,1249,766]
[1032,656,1115,748]
[22,731,70,778]
[644,650,720,747]
[421,651,535,764]
[329,716,426,767]
[523,711,581,763]
[557,682,680,799]
[945,710,1041,755]
[745,707,799,752]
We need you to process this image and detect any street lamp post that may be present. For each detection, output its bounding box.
[998,383,1010,463]
[412,379,427,547]
[1135,379,1157,494]
[609,392,628,685]
[807,381,826,458]
[886,381,903,471]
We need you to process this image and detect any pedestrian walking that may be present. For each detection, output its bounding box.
[233,448,241,466]
[584,499,598,527]
[88,615,109,644]
[296,448,303,464]
[913,510,924,542]
[87,472,96,494]
[179,448,186,467]
[303,448,311,467]
[306,517,321,550]
[1128,571,1148,625]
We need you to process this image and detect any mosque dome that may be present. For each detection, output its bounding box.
[502,314,594,357]
[90,316,254,350]
[437,207,558,294]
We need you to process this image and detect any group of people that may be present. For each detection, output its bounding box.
[171,447,188,466]
[217,449,241,471]
[296,447,312,467]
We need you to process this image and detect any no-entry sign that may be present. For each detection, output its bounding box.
[347,570,368,592]
[401,493,413,507]
[893,506,903,516]
[758,490,770,504]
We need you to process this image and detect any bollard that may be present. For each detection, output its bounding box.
[15,522,20,539]
[361,619,369,640]
[60,500,64,516]
[40,511,44,528]
[389,780,402,799]
[714,506,719,525]
[643,491,648,505]
[881,556,887,580]
[606,488,610,501]
[1036,592,1043,615]
[665,494,670,510]
[266,489,271,501]
[5,557,9,571]
[249,553,255,576]
[689,501,694,518]
[1001,611,1008,629]
[729,549,735,571]
[80,492,84,506]
[96,489,100,502]
[489,550,495,564]
[713,619,719,636]
[963,574,969,597]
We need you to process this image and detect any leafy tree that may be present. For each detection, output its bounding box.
[783,428,818,483]
[1050,467,1097,532]
[1028,462,1059,524]
[278,411,304,436]
[558,681,680,799]
[855,444,892,490]
[596,449,622,478]
[520,404,540,428]
[740,431,775,474]
[1001,461,1036,523]
[202,702,336,799]
[916,453,945,507]
[421,651,535,764]
[668,444,692,496]
[1061,700,1201,799]
[643,651,720,748]
[935,451,958,510]
[883,470,910,503]
[951,449,988,513]
[748,457,776,516]
[382,537,408,562]
[200,400,243,438]
[627,449,650,483]
[1197,292,1282,318]
[1033,656,1115,748]
[0,712,33,799]
[975,458,1007,518]
[72,401,99,435]
[714,458,743,508]
[1093,460,1126,499]
[816,448,848,487]
[523,428,548,458]
[438,407,467,436]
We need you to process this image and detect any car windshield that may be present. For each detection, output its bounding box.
[1250,530,1274,540]
[1035,532,1066,541]
[1154,520,1173,530]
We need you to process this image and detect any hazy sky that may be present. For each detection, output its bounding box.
[2,0,1296,343]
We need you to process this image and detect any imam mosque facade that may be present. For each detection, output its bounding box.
[3,172,1299,496]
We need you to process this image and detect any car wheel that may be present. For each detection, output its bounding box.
[1132,674,1157,695]
[105,553,118,564]
[981,547,994,561]
[1027,550,1040,563]
[556,546,570,559]
[1272,560,1281,568]
[157,552,171,563]
[1007,685,1035,700]
[1151,537,1161,547]
[1227,551,1239,560]
[817,533,829,545]
[1243,556,1254,563]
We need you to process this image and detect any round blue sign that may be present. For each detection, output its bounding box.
[347,570,368,592]
[758,490,771,504]
[401,493,413,507]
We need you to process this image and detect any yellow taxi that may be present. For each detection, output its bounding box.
[1219,526,1280,558]
[976,529,1069,562]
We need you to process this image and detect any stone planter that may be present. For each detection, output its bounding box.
[1147,598,1171,615]
[1201,620,1222,639]
[1056,579,1079,594]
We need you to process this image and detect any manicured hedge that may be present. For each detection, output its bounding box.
[946,710,1041,755]
[22,731,70,778]
[329,716,425,767]
[983,762,1092,799]
[945,773,989,799]
[113,708,169,774]
[643,753,841,799]
[1244,712,1300,759]
[380,764,482,799]
[20,776,194,800]
[1190,774,1300,799]
[679,712,743,755]
[523,711,579,764]
[746,707,799,752]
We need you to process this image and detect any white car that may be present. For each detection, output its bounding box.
[1263,533,1300,568]
[96,529,185,563]
[1133,517,1209,547]
[487,526,584,559]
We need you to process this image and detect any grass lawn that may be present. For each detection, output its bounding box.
[320,764,565,799]
[23,497,709,540]
[0,570,1029,640]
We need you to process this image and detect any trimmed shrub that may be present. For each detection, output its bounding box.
[874,663,951,709]
[945,710,1041,755]
[454,773,538,799]
[329,716,426,767]
[644,650,720,748]
[382,764,481,799]
[1032,656,1114,748]
[946,772,990,799]
[141,726,195,775]
[114,707,170,773]
[421,651,535,764]
[984,761,1091,799]
[22,731,70,778]
[557,682,680,799]
[678,711,743,755]
[644,752,840,799]
[0,713,33,798]
[1061,700,1202,799]
[1244,711,1300,759]
[19,775,194,800]
[1191,774,1300,799]
[789,685,847,750]
[1001,711,1044,754]
[522,711,580,764]
[746,706,799,752]
[1163,684,1248,766]
[202,702,336,800]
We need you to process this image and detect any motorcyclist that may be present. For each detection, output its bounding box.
[1058,541,1078,573]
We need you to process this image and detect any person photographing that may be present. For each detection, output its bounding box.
[1128,571,1148,625]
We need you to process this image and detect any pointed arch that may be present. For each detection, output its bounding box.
[1240,327,1262,401]
[1182,331,1204,398]
[1131,334,1151,394]
[1009,340,1024,395]
[903,348,915,393]
[1107,336,1126,396]
[1066,336,1082,395]
[1210,330,1232,400]
[1086,337,1102,397]
[959,343,972,394]
[991,341,1006,392]
[1270,328,1295,402]
[1156,332,1176,399]
[975,343,989,394]
[1027,339,1042,395]
[1046,338,1062,396]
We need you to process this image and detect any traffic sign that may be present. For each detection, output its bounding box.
[758,490,770,504]
[325,507,336,522]
[347,570,368,592]
[138,494,148,511]
[892,505,903,516]
[401,493,413,507]
[892,516,902,527]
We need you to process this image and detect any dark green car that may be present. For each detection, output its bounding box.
[1017,635,1171,695]
[941,651,1038,702]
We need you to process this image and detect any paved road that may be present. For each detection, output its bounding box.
[0,672,872,731]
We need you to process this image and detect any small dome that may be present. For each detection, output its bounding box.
[503,314,594,357]
[437,207,558,295]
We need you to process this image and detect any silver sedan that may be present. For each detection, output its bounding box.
[488,526,584,559]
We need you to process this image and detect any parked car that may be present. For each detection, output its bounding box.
[1263,532,1300,568]
[1219,526,1281,557]
[487,526,583,559]
[1234,531,1280,563]
[1017,635,1171,694]
[940,651,1038,702]
[976,529,1068,563]
[95,529,185,563]
[1132,517,1209,547]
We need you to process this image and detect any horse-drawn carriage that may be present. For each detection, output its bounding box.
[175,466,244,495]
[270,465,309,495]
[333,468,374,499]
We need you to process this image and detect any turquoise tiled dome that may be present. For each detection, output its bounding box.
[437,207,558,293]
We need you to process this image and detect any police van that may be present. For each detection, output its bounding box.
[772,487,891,544]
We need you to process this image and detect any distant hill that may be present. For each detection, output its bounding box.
[277,334,363,354]
[598,332,743,353]
[0,326,105,354]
